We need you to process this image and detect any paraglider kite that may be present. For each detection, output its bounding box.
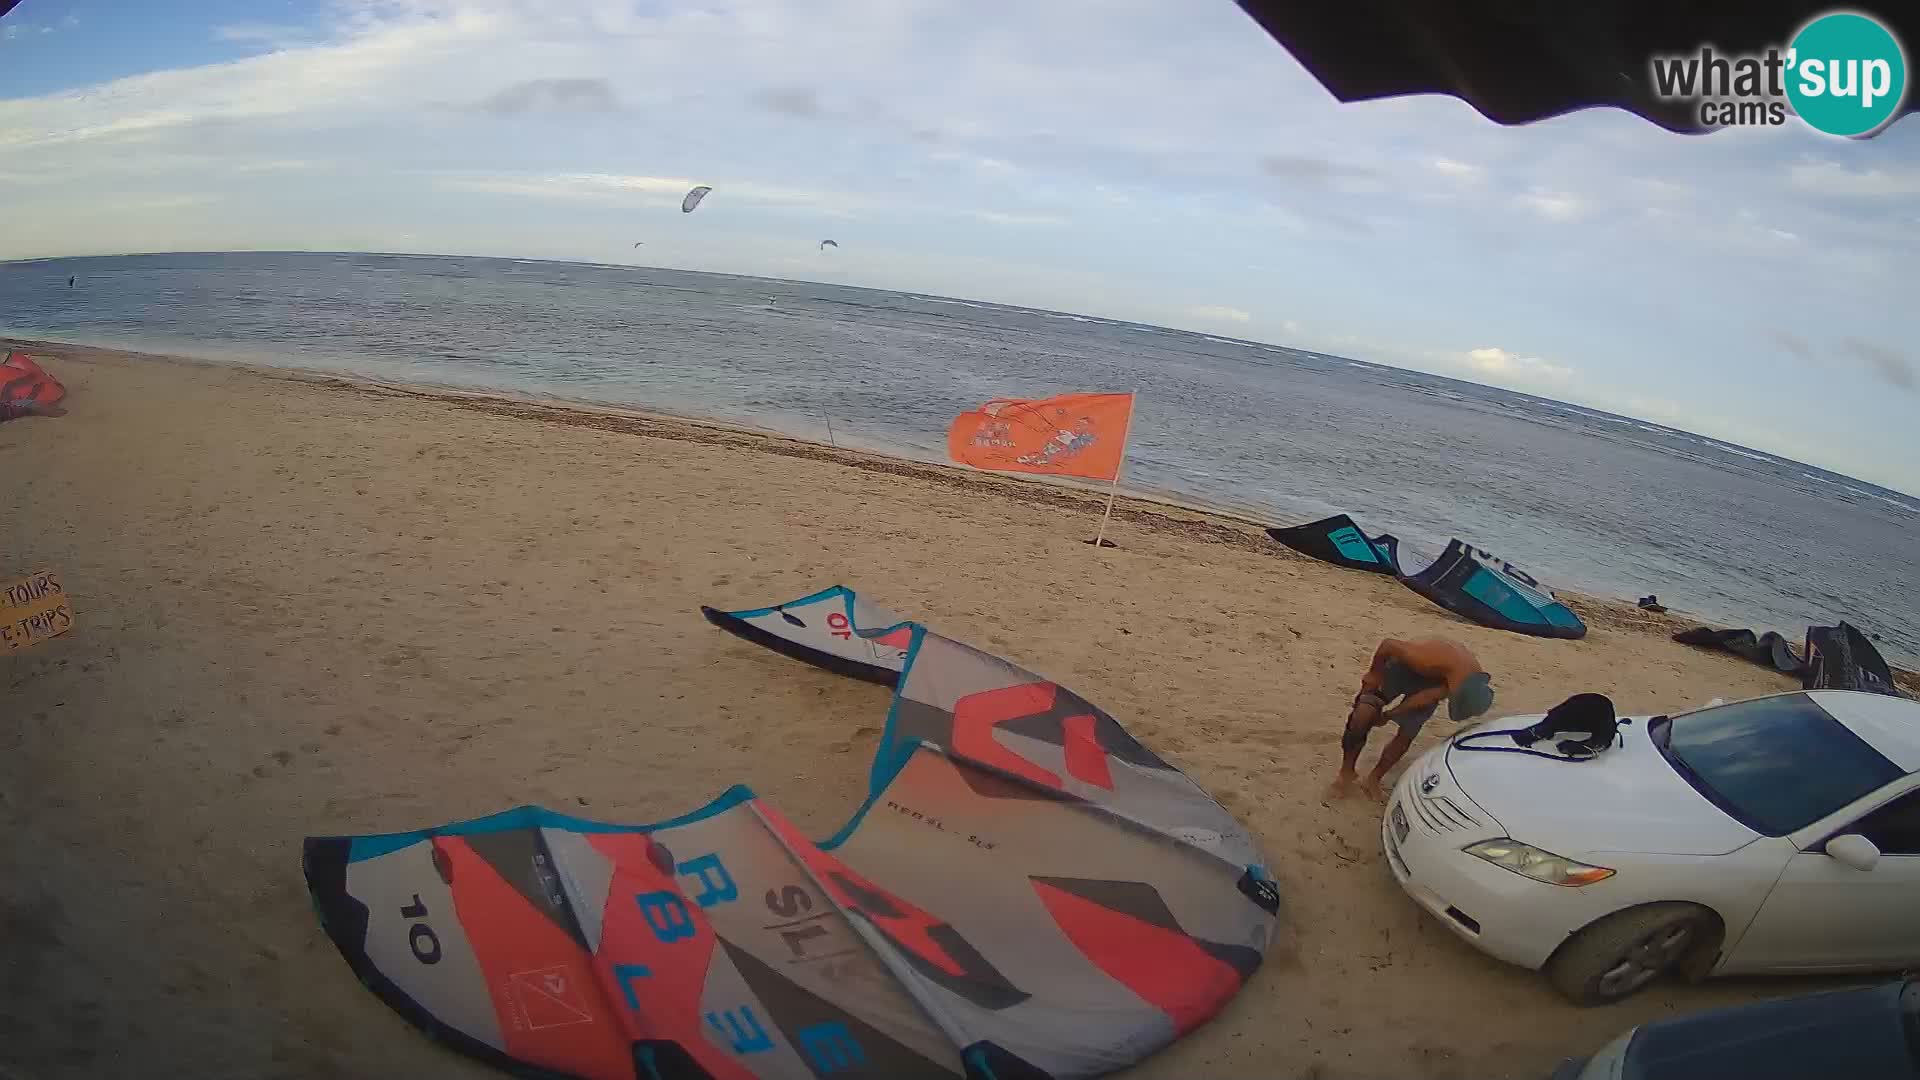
[681,185,712,213]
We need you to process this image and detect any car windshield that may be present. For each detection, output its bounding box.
[1655,695,1904,837]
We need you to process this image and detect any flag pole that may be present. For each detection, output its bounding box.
[1092,392,1134,549]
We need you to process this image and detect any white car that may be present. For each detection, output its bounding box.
[1382,689,1920,1004]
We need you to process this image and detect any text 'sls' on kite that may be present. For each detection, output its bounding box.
[1,569,73,652]
[306,586,1283,1080]
[946,392,1136,549]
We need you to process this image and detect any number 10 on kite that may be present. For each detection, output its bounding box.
[944,391,1137,548]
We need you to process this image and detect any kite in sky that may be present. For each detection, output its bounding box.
[682,186,713,213]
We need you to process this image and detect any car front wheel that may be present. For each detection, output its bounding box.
[1545,903,1715,1006]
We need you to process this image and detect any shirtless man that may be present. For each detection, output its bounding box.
[1331,637,1495,801]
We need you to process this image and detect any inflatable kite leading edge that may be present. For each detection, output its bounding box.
[700,586,916,686]
[1399,539,1586,641]
[1265,514,1399,575]
[1266,514,1587,640]
[306,587,1281,1080]
[1676,621,1904,697]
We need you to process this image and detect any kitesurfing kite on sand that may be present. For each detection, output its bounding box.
[307,587,1280,1080]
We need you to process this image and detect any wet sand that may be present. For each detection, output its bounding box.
[0,343,1858,1080]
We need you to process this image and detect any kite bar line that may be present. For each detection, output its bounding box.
[1092,392,1135,549]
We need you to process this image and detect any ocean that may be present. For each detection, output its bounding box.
[5,251,1916,666]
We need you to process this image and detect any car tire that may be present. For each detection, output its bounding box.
[1546,903,1712,1006]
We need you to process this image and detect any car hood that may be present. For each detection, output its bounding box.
[1443,715,1759,857]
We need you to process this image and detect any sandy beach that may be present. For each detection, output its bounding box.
[1,343,1872,1080]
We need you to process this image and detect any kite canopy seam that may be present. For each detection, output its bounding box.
[306,586,1280,1079]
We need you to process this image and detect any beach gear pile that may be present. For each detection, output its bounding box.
[1267,513,1587,639]
[305,586,1280,1080]
[1,351,65,422]
[1675,622,1906,697]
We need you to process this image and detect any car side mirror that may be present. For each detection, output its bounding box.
[1826,833,1881,872]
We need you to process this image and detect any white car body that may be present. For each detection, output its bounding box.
[1382,690,1920,981]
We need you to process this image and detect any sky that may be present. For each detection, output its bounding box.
[2,0,1918,495]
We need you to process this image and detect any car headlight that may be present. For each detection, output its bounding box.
[1463,838,1615,886]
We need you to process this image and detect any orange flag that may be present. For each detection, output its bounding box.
[947,392,1134,482]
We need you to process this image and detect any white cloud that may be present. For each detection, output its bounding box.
[1460,346,1574,384]
[1769,330,1814,362]
[1188,305,1251,323]
[1788,159,1920,198]
[1846,339,1915,392]
[1430,157,1482,182]
[969,210,1067,227]
[214,24,311,45]
[437,173,694,205]
[750,86,821,118]
[465,77,621,114]
[1518,189,1586,222]
[436,172,838,211]
[235,158,319,173]
[929,150,1019,177]
[121,194,218,211]
[1261,154,1381,192]
[0,14,502,151]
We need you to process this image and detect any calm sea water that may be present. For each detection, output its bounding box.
[5,251,1917,665]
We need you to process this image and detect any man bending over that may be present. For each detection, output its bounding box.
[1332,637,1494,801]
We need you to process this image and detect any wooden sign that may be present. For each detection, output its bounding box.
[1,569,73,652]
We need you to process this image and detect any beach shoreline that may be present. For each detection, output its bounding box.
[9,252,1916,668]
[0,340,1904,1079]
[2,337,1777,642]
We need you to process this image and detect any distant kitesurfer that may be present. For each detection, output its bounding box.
[1331,637,1494,802]
[68,276,75,288]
